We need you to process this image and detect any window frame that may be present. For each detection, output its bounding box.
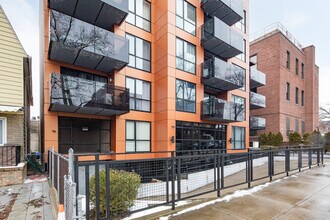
[295,87,299,104]
[295,58,299,75]
[0,117,7,146]
[295,119,299,132]
[125,120,151,153]
[176,79,196,113]
[176,37,196,74]
[301,63,305,79]
[175,0,196,36]
[127,0,151,32]
[301,90,305,106]
[235,10,246,33]
[232,126,246,150]
[126,33,152,72]
[286,51,291,69]
[286,117,291,136]
[236,39,246,62]
[126,77,151,112]
[286,82,290,101]
[232,95,246,121]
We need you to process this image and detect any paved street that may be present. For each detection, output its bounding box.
[170,162,330,220]
[0,180,54,220]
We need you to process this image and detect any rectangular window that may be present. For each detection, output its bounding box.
[232,95,246,121]
[295,58,299,75]
[232,127,245,149]
[176,0,196,35]
[236,40,246,62]
[301,90,305,106]
[61,67,107,83]
[176,79,196,113]
[126,121,151,152]
[176,38,196,74]
[286,51,290,69]
[301,63,305,79]
[126,77,151,112]
[295,87,299,104]
[0,117,6,146]
[286,117,290,136]
[301,121,305,135]
[286,82,290,101]
[126,34,151,72]
[235,10,246,33]
[295,119,299,132]
[126,0,151,32]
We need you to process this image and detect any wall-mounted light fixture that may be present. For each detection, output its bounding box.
[81,127,89,132]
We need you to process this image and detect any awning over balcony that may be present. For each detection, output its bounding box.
[48,0,128,30]
[202,57,244,92]
[49,73,130,116]
[250,92,266,109]
[202,16,243,59]
[49,11,129,73]
[250,67,266,89]
[201,0,243,26]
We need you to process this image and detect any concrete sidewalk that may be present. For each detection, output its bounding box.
[167,163,330,220]
[0,180,54,220]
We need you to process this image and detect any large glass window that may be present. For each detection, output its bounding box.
[126,121,151,152]
[176,0,196,35]
[126,77,151,112]
[126,34,151,72]
[0,117,6,146]
[295,119,299,132]
[126,0,151,32]
[232,127,245,149]
[232,95,246,121]
[236,40,246,62]
[176,79,196,113]
[176,38,196,74]
[286,116,290,136]
[235,10,246,33]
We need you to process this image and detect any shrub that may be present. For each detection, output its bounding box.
[302,133,310,144]
[267,132,276,146]
[259,133,268,146]
[90,169,141,217]
[274,132,283,146]
[324,132,330,153]
[288,132,302,145]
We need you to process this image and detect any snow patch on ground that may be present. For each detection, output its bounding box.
[24,177,48,184]
[0,162,25,169]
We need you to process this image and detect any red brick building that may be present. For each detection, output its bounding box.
[250,23,319,142]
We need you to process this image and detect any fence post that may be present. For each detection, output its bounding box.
[298,147,302,172]
[221,155,224,190]
[166,160,169,203]
[317,148,320,166]
[217,155,221,197]
[308,149,312,169]
[57,153,60,200]
[268,151,273,181]
[68,148,74,177]
[247,153,251,188]
[321,148,324,165]
[177,158,181,200]
[51,146,55,187]
[171,152,175,210]
[285,147,290,176]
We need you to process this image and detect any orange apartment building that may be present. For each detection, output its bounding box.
[250,23,319,142]
[40,0,252,159]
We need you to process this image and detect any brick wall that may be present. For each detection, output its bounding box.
[0,163,27,186]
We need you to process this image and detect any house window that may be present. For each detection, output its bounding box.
[232,127,245,149]
[295,119,299,132]
[236,40,246,62]
[301,63,305,79]
[295,87,299,104]
[295,58,299,75]
[176,79,196,113]
[301,90,305,106]
[286,51,290,69]
[232,95,246,121]
[126,0,151,32]
[176,38,196,74]
[235,10,246,33]
[126,77,151,112]
[126,34,151,72]
[126,121,151,152]
[286,82,290,101]
[0,117,6,146]
[301,121,305,135]
[286,117,290,136]
[176,0,196,35]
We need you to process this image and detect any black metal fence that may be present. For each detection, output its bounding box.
[70,147,323,219]
[0,145,21,166]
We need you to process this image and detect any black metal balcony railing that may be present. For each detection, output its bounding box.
[201,98,245,122]
[0,145,21,166]
[49,11,129,73]
[202,57,244,92]
[250,117,266,130]
[202,16,243,59]
[250,91,266,109]
[250,67,266,89]
[49,0,128,30]
[201,0,243,26]
[49,73,130,116]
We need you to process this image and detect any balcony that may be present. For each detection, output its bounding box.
[201,98,245,122]
[49,73,129,116]
[202,57,244,93]
[250,92,266,109]
[202,16,243,59]
[250,67,266,89]
[48,0,128,30]
[49,11,129,73]
[250,117,266,130]
[201,0,243,26]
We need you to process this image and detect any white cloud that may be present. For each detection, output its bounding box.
[0,0,40,117]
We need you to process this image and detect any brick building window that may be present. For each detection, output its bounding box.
[127,0,151,32]
[232,127,245,149]
[126,120,151,152]
[286,51,290,69]
[295,119,299,132]
[0,117,6,146]
[176,38,196,74]
[286,82,290,101]
[295,87,299,104]
[176,79,196,113]
[301,121,305,135]
[301,63,305,79]
[286,117,290,136]
[295,58,299,75]
[301,90,305,106]
[126,34,151,72]
[176,0,196,35]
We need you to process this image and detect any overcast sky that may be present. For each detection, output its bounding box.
[0,0,329,117]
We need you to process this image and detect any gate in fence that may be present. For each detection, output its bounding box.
[48,147,324,220]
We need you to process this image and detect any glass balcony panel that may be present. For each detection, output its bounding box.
[250,67,266,89]
[250,117,266,130]
[250,91,266,109]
